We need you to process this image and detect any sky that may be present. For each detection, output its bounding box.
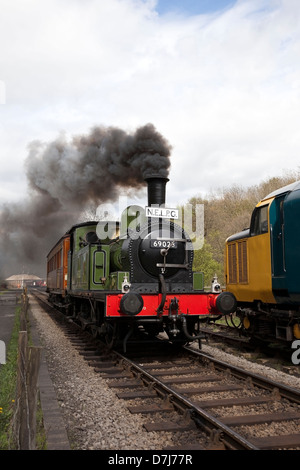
[0,0,300,242]
[156,0,236,15]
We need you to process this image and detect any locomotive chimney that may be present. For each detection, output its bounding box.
[145,174,169,207]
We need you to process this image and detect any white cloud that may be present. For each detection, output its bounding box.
[0,0,300,207]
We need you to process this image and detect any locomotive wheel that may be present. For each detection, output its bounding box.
[105,323,117,349]
[90,324,99,339]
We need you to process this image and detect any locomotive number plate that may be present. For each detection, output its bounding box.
[150,240,177,249]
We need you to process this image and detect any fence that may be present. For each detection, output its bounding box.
[13,290,42,449]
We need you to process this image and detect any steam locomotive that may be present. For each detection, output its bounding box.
[46,175,230,350]
[225,180,300,344]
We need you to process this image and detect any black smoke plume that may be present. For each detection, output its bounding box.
[0,123,171,278]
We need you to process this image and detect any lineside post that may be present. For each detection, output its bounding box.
[13,291,41,449]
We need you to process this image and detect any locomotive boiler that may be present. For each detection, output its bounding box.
[47,175,228,350]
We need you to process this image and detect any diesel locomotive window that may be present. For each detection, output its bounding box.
[250,205,269,236]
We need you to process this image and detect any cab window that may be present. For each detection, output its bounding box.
[251,205,269,236]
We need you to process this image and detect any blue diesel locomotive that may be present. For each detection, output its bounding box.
[225,180,300,344]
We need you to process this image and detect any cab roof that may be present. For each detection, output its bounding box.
[262,180,300,201]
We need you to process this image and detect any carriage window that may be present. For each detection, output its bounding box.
[251,205,269,236]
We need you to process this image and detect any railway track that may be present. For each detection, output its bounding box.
[31,289,300,450]
[199,323,300,371]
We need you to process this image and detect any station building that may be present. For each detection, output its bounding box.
[5,274,46,289]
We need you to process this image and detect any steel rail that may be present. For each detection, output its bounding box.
[31,290,300,449]
[114,351,259,450]
[184,346,300,404]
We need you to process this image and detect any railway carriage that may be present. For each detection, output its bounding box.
[47,235,70,295]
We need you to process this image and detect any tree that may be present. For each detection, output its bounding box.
[186,170,300,286]
[193,241,223,287]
